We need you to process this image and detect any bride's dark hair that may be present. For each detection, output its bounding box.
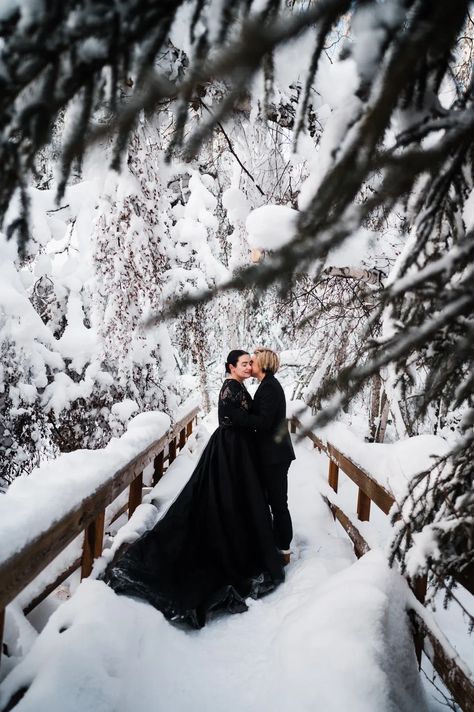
[225,350,250,374]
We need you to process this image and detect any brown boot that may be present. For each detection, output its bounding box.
[280,550,291,566]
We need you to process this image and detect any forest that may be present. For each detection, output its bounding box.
[0,0,473,640]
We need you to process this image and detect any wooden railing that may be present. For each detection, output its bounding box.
[1,410,471,710]
[0,406,199,670]
[290,416,474,712]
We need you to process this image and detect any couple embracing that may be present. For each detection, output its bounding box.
[105,347,295,628]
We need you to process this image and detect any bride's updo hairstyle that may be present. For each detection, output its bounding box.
[225,349,250,374]
[253,347,280,375]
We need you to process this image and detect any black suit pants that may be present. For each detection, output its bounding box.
[260,461,293,551]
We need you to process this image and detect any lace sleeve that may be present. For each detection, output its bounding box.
[218,380,250,424]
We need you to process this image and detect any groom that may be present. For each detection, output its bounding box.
[230,347,295,565]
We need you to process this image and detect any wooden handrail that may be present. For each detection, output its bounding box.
[291,418,395,515]
[410,611,474,710]
[291,416,474,712]
[0,406,199,665]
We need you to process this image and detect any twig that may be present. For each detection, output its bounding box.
[199,97,265,196]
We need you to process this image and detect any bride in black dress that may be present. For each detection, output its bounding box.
[104,350,284,628]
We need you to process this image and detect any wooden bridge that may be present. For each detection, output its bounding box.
[0,407,198,672]
[0,407,473,711]
[289,416,474,711]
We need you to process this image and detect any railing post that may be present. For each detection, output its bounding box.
[413,575,427,604]
[0,607,4,669]
[168,437,177,465]
[153,451,164,485]
[290,418,297,434]
[128,471,143,518]
[179,427,186,450]
[328,460,339,492]
[411,574,428,666]
[357,489,371,521]
[81,510,105,579]
[186,419,193,438]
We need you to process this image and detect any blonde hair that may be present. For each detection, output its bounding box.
[253,347,280,375]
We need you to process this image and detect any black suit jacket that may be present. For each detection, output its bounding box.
[231,374,296,465]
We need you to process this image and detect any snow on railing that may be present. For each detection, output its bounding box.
[290,415,474,712]
[0,406,199,671]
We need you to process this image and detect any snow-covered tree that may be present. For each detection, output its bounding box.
[1,0,473,594]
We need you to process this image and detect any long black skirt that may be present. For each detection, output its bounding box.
[104,425,284,628]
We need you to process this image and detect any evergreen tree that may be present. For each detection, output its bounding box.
[1,0,473,594]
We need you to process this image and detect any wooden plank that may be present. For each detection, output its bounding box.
[411,575,427,605]
[290,417,325,451]
[290,419,297,434]
[306,431,326,451]
[410,574,428,666]
[152,451,164,485]
[0,607,4,663]
[186,420,193,437]
[291,415,394,514]
[81,510,105,580]
[455,561,474,596]
[172,408,199,441]
[327,444,394,514]
[109,501,129,525]
[0,430,172,610]
[411,610,474,711]
[356,488,371,521]
[312,435,325,451]
[168,437,177,465]
[178,427,186,450]
[321,495,370,558]
[128,472,143,518]
[328,460,339,493]
[23,557,82,615]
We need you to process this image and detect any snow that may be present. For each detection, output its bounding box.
[0,411,171,567]
[92,503,161,580]
[0,0,45,30]
[0,430,430,711]
[55,292,98,372]
[0,239,59,349]
[169,1,195,57]
[351,2,404,82]
[111,399,139,423]
[167,172,229,287]
[41,368,101,416]
[78,37,107,62]
[462,187,474,231]
[298,57,361,210]
[14,537,84,612]
[273,29,316,90]
[222,188,251,225]
[186,174,218,224]
[315,56,360,113]
[325,227,375,269]
[1,603,39,681]
[245,205,298,250]
[288,402,449,500]
[318,423,448,499]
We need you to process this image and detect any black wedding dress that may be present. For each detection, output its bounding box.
[103,378,284,628]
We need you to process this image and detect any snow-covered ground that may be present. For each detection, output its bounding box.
[0,419,470,712]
